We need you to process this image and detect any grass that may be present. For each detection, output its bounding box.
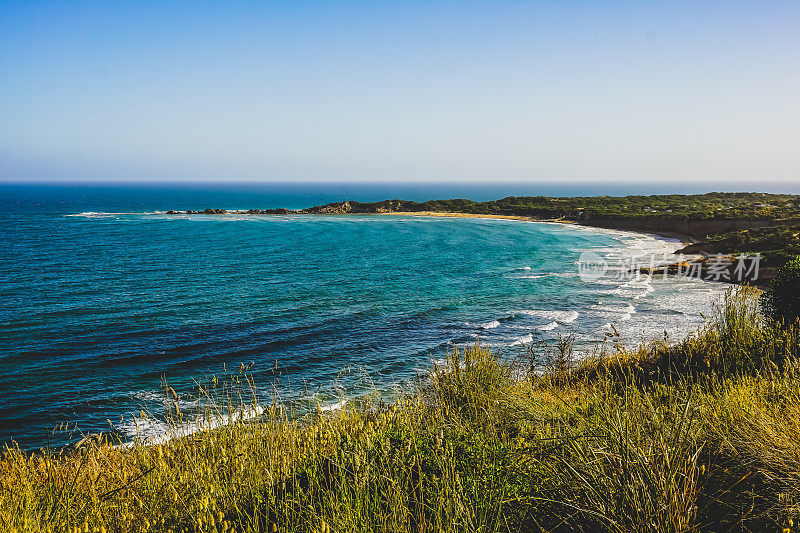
[303,193,800,222]
[2,287,800,532]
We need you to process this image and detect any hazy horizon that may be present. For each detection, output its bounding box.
[2,1,798,183]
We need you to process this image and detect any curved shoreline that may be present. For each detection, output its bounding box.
[158,208,698,246]
[373,210,696,246]
[157,208,773,283]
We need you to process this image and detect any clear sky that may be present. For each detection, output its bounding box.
[1,1,798,182]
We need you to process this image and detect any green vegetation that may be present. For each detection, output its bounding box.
[318,192,800,222]
[763,257,800,325]
[190,193,800,271]
[3,287,800,532]
[306,193,800,270]
[679,224,800,266]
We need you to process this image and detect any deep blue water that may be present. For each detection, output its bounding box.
[0,183,736,449]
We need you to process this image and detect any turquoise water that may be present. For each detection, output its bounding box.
[0,184,728,449]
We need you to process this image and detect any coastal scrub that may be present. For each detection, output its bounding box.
[2,287,800,532]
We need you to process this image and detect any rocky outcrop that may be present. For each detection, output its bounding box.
[306,199,413,214]
[677,241,729,255]
[641,255,775,286]
[307,201,355,214]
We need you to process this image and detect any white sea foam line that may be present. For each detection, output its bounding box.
[319,399,348,412]
[590,302,636,314]
[131,390,198,410]
[66,211,172,217]
[78,211,126,215]
[510,333,534,346]
[463,320,501,330]
[118,404,264,447]
[515,309,579,324]
[508,224,721,349]
[512,272,577,280]
[537,321,560,331]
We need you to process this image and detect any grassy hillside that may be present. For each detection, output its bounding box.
[680,224,800,266]
[307,193,800,222]
[3,287,800,532]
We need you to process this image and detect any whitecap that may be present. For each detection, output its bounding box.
[65,211,129,218]
[516,309,579,324]
[118,403,264,447]
[319,399,347,412]
[464,319,502,329]
[510,333,534,346]
[590,303,636,315]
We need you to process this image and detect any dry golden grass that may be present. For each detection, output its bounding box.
[2,287,800,532]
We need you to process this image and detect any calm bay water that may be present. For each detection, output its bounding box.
[0,183,729,449]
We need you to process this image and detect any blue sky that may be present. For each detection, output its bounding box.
[1,1,798,182]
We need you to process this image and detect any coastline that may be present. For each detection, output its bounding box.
[56,208,721,453]
[156,191,798,282]
[164,207,755,283]
[374,210,697,246]
[8,288,793,532]
[371,211,771,288]
[162,207,699,246]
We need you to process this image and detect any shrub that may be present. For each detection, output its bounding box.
[762,256,800,325]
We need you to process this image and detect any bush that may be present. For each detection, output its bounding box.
[762,256,800,325]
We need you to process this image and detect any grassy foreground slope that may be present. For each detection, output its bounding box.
[3,288,800,532]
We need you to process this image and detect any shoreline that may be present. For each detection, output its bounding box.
[160,208,698,246]
[161,208,768,283]
[373,210,697,246]
[6,288,794,532]
[155,191,797,280]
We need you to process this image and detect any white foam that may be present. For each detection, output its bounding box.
[319,399,347,412]
[65,211,129,218]
[510,333,534,346]
[118,404,264,447]
[512,272,577,280]
[599,278,654,300]
[589,303,636,321]
[538,321,560,331]
[66,210,172,218]
[516,309,579,324]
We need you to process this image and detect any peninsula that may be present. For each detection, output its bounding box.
[168,192,800,283]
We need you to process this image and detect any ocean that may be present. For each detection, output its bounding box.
[0,182,733,449]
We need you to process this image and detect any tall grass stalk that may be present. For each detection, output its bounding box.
[2,287,800,532]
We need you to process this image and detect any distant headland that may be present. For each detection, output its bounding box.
[167,192,800,282]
